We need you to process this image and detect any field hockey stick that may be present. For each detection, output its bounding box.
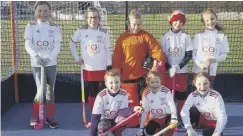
[172,76,180,131]
[100,111,140,136]
[207,65,213,88]
[153,125,173,136]
[172,76,175,98]
[81,65,91,128]
[34,66,45,130]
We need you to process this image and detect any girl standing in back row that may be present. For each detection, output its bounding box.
[70,7,112,110]
[160,10,193,125]
[192,8,230,83]
[24,1,62,128]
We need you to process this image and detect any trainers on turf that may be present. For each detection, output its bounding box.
[45,118,59,129]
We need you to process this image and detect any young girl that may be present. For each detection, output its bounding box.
[112,9,167,98]
[192,8,230,82]
[70,7,112,110]
[24,1,62,128]
[160,10,193,124]
[137,71,178,136]
[180,72,227,136]
[90,71,143,136]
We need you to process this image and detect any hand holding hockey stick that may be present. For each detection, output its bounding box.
[34,66,45,130]
[81,65,91,128]
[100,111,140,136]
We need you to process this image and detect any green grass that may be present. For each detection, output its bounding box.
[1,13,243,78]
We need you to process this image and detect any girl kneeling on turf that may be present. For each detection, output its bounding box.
[180,72,227,136]
[90,71,143,136]
[137,71,178,136]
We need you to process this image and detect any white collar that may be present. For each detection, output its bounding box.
[205,29,217,34]
[37,19,49,25]
[169,28,183,35]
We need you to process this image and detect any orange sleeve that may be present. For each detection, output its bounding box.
[112,34,124,69]
[146,32,167,63]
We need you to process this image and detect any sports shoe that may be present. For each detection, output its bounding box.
[45,118,59,129]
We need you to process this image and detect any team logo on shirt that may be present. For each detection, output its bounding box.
[151,108,165,118]
[36,41,51,51]
[150,100,154,103]
[202,112,215,120]
[202,46,215,57]
[48,30,54,37]
[104,109,117,119]
[86,44,99,56]
[36,30,40,33]
[168,47,180,57]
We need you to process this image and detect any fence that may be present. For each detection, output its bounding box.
[1,1,243,102]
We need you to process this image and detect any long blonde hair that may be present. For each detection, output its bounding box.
[82,7,101,28]
[201,8,223,31]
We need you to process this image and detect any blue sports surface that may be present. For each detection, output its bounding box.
[2,103,243,136]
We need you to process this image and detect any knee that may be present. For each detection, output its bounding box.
[115,116,127,127]
[46,85,54,103]
[145,120,160,135]
[189,107,200,126]
[202,127,214,136]
[97,119,112,134]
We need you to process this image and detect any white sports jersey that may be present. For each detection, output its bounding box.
[161,29,193,73]
[24,19,62,67]
[181,89,227,133]
[92,89,128,120]
[70,26,112,71]
[192,29,229,76]
[142,86,177,119]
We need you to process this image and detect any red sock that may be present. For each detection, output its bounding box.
[88,97,95,110]
[47,104,54,119]
[177,100,185,121]
[32,102,39,119]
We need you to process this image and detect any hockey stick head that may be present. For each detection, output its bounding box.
[34,122,44,130]
[34,103,44,130]
[84,122,91,128]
